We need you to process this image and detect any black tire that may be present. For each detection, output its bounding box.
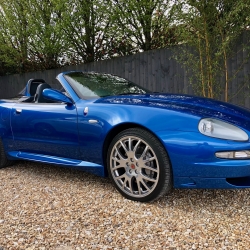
[0,139,13,168]
[107,128,172,202]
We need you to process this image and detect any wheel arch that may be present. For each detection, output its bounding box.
[102,122,171,176]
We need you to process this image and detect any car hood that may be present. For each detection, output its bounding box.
[97,93,250,129]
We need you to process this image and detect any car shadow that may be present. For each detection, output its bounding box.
[12,160,111,184]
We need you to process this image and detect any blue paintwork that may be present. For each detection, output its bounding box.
[11,102,79,159]
[43,89,73,104]
[8,151,104,175]
[1,71,250,189]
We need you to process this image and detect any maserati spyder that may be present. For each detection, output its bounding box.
[1,71,250,202]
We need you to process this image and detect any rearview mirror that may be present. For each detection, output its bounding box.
[43,89,73,105]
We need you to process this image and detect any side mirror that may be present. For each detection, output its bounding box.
[42,89,73,105]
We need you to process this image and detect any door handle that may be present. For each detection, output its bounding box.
[88,119,98,124]
[15,109,22,114]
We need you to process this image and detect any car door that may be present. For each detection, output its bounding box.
[11,102,79,159]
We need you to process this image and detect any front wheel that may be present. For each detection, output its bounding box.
[107,128,172,202]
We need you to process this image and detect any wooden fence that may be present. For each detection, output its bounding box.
[0,44,250,107]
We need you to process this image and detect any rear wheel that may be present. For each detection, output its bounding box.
[107,128,172,202]
[0,139,12,168]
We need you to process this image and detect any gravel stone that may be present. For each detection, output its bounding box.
[1,161,250,249]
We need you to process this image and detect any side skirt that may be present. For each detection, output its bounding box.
[8,151,105,177]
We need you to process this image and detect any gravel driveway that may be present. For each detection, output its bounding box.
[0,161,250,249]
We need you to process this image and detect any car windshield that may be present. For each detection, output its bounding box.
[64,72,149,99]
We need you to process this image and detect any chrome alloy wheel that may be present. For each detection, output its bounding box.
[110,135,160,198]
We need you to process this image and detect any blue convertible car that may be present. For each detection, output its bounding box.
[1,71,250,201]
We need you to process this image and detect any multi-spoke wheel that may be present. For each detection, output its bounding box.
[107,128,172,202]
[0,139,12,168]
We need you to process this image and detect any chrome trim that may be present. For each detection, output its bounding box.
[16,109,22,114]
[89,119,98,124]
[84,107,88,116]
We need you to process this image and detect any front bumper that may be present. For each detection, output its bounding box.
[157,131,250,189]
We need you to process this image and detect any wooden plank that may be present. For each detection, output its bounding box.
[243,32,250,108]
[159,48,168,93]
[235,34,244,106]
[131,53,137,85]
[137,53,143,87]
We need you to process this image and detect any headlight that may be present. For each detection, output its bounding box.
[198,118,249,141]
